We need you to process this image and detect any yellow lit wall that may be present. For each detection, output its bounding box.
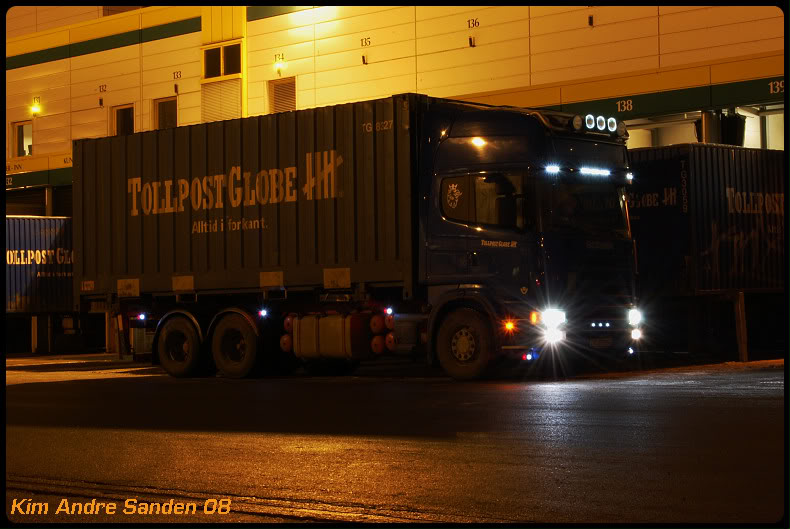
[6,6,202,161]
[6,6,785,164]
[246,6,784,112]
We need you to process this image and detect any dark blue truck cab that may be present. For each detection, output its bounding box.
[420,101,642,378]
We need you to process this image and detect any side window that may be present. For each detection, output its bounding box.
[473,173,526,230]
[13,121,33,157]
[203,42,242,79]
[113,104,134,136]
[204,47,222,78]
[155,97,177,130]
[223,44,241,75]
[440,175,470,222]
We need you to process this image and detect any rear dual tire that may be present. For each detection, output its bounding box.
[157,313,260,379]
[157,316,202,378]
[211,313,259,379]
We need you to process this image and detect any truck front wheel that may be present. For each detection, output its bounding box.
[212,313,258,378]
[157,316,202,377]
[436,308,492,380]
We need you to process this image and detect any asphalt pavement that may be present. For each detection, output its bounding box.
[5,352,786,524]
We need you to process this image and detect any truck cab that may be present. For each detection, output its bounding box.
[421,103,642,378]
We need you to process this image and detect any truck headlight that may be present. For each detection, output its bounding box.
[541,309,566,329]
[628,309,642,326]
[544,328,566,344]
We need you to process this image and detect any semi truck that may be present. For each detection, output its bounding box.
[72,93,642,380]
[628,144,785,359]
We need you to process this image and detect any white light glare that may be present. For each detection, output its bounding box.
[580,167,611,176]
[471,137,486,147]
[526,353,533,361]
[628,347,634,355]
[138,313,146,321]
[631,329,642,340]
[386,307,393,315]
[259,309,268,318]
[626,172,634,181]
[544,328,565,344]
[628,309,642,326]
[545,165,560,174]
[541,309,566,329]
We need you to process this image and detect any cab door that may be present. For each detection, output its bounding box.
[467,171,534,299]
[426,173,474,283]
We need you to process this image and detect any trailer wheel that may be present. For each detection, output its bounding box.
[212,313,258,378]
[157,316,202,377]
[436,308,492,380]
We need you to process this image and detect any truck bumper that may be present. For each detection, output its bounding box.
[498,323,642,362]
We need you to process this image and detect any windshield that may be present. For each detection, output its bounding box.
[539,179,629,237]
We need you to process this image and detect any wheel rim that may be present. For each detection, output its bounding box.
[164,330,190,363]
[220,328,246,363]
[450,327,476,363]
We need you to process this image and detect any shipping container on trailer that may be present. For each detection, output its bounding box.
[628,144,785,357]
[6,216,74,313]
[73,94,416,304]
[628,144,785,295]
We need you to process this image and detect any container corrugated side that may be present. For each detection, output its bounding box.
[628,144,785,295]
[73,94,418,304]
[6,216,74,313]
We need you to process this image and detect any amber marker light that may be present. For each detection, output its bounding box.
[529,311,541,325]
[471,137,486,147]
[504,320,516,333]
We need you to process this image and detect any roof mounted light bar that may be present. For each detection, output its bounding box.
[572,113,628,138]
